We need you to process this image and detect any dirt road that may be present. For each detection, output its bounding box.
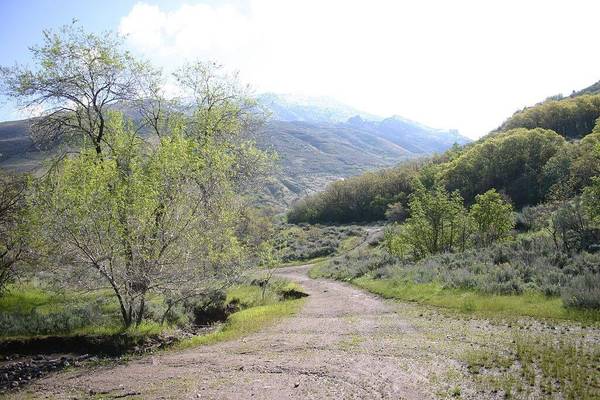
[8,265,503,399]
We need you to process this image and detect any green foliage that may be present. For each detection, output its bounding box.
[319,229,600,314]
[289,125,598,224]
[442,128,565,207]
[276,224,365,262]
[0,286,121,337]
[287,161,418,223]
[28,113,253,328]
[562,273,600,309]
[497,94,600,139]
[386,183,470,259]
[470,189,515,246]
[0,173,28,294]
[0,22,157,155]
[549,198,600,254]
[583,177,600,224]
[177,297,305,349]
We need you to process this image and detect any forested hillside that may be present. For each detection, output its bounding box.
[289,87,600,223]
[304,83,600,398]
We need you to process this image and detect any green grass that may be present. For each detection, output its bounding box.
[1,279,306,345]
[278,255,331,268]
[338,235,363,252]
[0,285,175,339]
[352,277,600,323]
[226,284,275,308]
[0,285,118,315]
[177,298,305,349]
[463,333,600,399]
[307,259,331,279]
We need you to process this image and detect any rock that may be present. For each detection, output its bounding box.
[294,382,300,388]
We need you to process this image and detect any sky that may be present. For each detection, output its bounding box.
[1,0,599,139]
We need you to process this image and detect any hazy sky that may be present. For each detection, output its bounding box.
[1,0,599,138]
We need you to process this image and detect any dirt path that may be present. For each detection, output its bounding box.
[7,263,485,400]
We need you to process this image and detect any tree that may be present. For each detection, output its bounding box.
[583,178,600,223]
[496,94,600,139]
[0,22,158,155]
[442,128,565,207]
[0,173,28,294]
[469,189,515,247]
[385,182,470,259]
[582,141,600,224]
[5,25,272,328]
[30,113,260,327]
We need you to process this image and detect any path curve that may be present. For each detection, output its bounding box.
[9,265,447,399]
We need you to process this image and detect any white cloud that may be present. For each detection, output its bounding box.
[119,0,600,138]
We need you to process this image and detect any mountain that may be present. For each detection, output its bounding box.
[255,115,469,207]
[257,93,382,123]
[0,95,470,207]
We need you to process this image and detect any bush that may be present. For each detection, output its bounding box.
[0,302,108,337]
[562,273,600,309]
[319,232,600,309]
[187,290,232,326]
[278,224,366,262]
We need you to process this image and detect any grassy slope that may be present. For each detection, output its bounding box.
[352,277,600,323]
[177,298,305,349]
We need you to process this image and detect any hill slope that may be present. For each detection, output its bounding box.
[0,95,469,206]
[255,116,469,206]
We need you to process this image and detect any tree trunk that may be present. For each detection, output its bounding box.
[135,295,146,327]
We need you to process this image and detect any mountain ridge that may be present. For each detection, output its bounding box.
[0,94,471,207]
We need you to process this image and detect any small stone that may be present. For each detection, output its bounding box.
[294,382,300,388]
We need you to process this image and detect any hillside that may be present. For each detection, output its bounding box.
[289,81,600,223]
[0,96,469,207]
[256,116,469,206]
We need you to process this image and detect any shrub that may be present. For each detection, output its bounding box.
[562,273,600,309]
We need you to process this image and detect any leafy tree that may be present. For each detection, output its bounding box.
[583,177,600,224]
[384,200,408,222]
[0,22,158,155]
[548,198,598,254]
[581,142,600,224]
[497,94,600,139]
[469,189,515,246]
[30,113,259,327]
[386,182,470,259]
[10,26,272,328]
[288,160,419,223]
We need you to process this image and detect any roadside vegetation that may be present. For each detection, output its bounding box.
[0,23,305,354]
[275,224,367,264]
[302,88,600,324]
[311,187,600,322]
[0,278,306,341]
[297,86,600,399]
